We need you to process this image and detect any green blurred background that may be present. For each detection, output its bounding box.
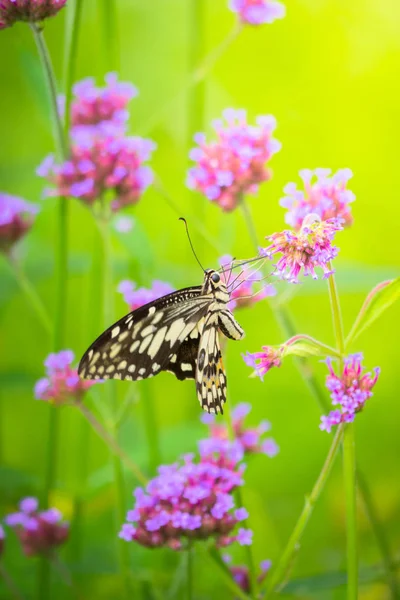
[0,0,399,598]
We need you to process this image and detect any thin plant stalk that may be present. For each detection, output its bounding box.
[263,424,345,597]
[327,264,358,600]
[0,563,25,600]
[63,0,84,139]
[203,548,252,600]
[99,0,120,71]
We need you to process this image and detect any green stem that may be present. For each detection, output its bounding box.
[0,563,25,600]
[140,380,161,474]
[99,0,119,71]
[186,542,193,600]
[327,265,357,600]
[263,425,345,597]
[63,0,84,139]
[203,548,252,600]
[5,256,52,335]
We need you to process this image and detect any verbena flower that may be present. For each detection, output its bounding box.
[119,440,252,550]
[118,279,174,311]
[228,0,285,26]
[4,497,68,556]
[187,108,280,212]
[0,0,67,29]
[223,554,272,593]
[242,346,283,381]
[262,215,343,283]
[320,354,380,433]
[219,255,276,310]
[59,73,138,137]
[201,402,279,457]
[37,132,156,212]
[34,349,97,404]
[280,168,355,230]
[0,193,39,253]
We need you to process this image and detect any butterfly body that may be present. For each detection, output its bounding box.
[78,269,244,414]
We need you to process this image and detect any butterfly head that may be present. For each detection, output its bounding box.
[202,269,229,302]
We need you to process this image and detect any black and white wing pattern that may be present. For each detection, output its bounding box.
[78,287,210,382]
[195,313,227,414]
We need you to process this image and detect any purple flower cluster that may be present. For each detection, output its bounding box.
[262,215,343,282]
[63,73,137,137]
[202,402,279,457]
[187,109,280,212]
[119,439,252,550]
[320,354,380,433]
[223,554,272,593]
[219,254,276,310]
[0,0,67,29]
[229,0,285,26]
[34,349,97,405]
[242,345,283,381]
[0,193,39,253]
[118,279,174,311]
[4,497,68,556]
[280,168,355,231]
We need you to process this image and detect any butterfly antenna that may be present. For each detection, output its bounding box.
[179,217,206,272]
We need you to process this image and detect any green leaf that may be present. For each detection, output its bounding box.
[346,278,400,348]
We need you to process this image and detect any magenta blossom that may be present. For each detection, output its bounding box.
[280,168,355,231]
[320,354,380,433]
[202,402,279,457]
[187,108,280,212]
[0,0,67,29]
[4,497,68,557]
[0,193,39,253]
[59,73,138,137]
[262,215,343,283]
[219,255,276,310]
[229,0,285,26]
[34,349,98,404]
[37,132,155,212]
[242,345,283,381]
[223,554,272,593]
[119,439,252,550]
[118,279,174,311]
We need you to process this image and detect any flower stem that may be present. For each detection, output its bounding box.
[62,0,84,139]
[0,563,25,600]
[204,548,252,600]
[5,256,52,335]
[263,425,345,597]
[186,542,193,600]
[99,0,120,71]
[75,400,147,485]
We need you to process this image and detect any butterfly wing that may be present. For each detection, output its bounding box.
[164,318,205,380]
[78,287,211,382]
[195,313,227,414]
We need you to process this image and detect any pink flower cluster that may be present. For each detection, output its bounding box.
[187,108,280,212]
[4,497,68,557]
[118,279,174,311]
[119,439,252,550]
[242,345,283,380]
[320,354,380,433]
[219,255,276,310]
[280,168,355,230]
[0,193,39,253]
[229,0,285,26]
[263,216,343,282]
[0,0,67,29]
[34,349,97,405]
[223,554,272,594]
[202,402,279,457]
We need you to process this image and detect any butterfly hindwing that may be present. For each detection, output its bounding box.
[195,313,227,414]
[78,287,210,382]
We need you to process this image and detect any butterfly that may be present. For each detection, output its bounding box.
[78,268,245,414]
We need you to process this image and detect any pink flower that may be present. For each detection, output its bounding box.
[320,354,380,432]
[262,215,343,283]
[118,279,174,311]
[242,346,283,380]
[229,0,285,26]
[37,133,156,212]
[4,497,68,556]
[223,554,271,594]
[0,193,39,253]
[187,109,280,212]
[34,349,98,405]
[0,0,67,29]
[280,168,355,230]
[219,254,276,310]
